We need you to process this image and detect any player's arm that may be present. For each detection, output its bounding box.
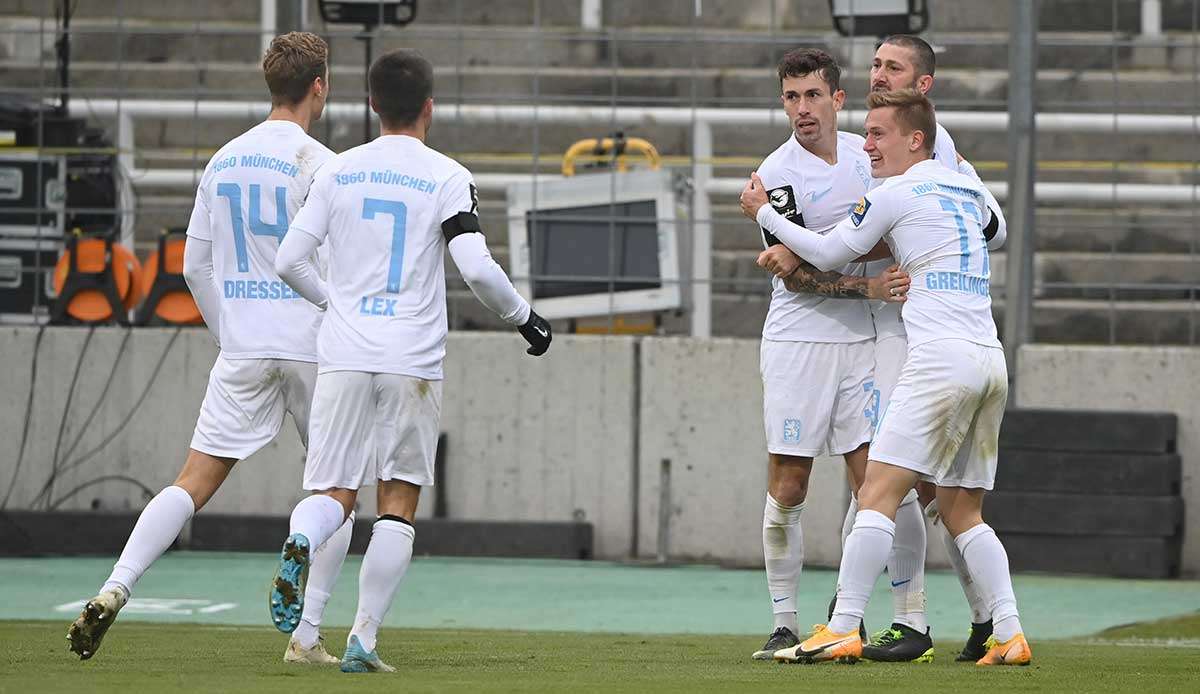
[758,247,906,301]
[274,228,328,309]
[743,173,891,272]
[955,156,1008,249]
[275,169,332,309]
[441,175,549,356]
[181,183,221,345]
[747,173,903,301]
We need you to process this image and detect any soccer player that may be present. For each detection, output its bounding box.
[268,48,551,674]
[760,34,1000,662]
[864,34,1000,662]
[745,48,915,661]
[750,88,1030,667]
[67,32,353,664]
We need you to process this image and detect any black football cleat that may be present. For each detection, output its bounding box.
[751,626,799,660]
[863,623,934,663]
[955,620,994,662]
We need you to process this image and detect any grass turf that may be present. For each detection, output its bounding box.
[1094,611,1200,642]
[3,620,1198,693]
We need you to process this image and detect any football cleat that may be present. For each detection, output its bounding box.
[862,623,934,663]
[955,620,993,662]
[826,593,867,642]
[340,635,396,673]
[773,624,862,664]
[284,635,340,664]
[67,587,128,660]
[269,533,311,634]
[752,627,799,660]
[976,633,1032,666]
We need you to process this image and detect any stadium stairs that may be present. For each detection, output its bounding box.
[2,0,1198,343]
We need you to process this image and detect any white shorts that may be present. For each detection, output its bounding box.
[760,338,875,458]
[303,371,443,491]
[871,334,908,423]
[190,355,316,460]
[871,339,1008,490]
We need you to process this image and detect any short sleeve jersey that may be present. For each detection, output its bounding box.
[289,134,478,380]
[186,120,334,361]
[835,159,1000,350]
[864,121,960,340]
[756,131,876,343]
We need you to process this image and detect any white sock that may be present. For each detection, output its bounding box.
[889,489,927,632]
[941,523,990,623]
[840,495,857,549]
[829,510,895,635]
[293,512,355,649]
[101,485,195,596]
[955,523,1023,641]
[762,495,803,633]
[349,518,415,653]
[288,494,347,552]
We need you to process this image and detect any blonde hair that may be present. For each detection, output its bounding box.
[262,32,328,106]
[866,88,936,154]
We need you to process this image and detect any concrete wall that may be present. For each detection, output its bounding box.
[8,328,1196,573]
[0,328,638,558]
[1016,345,1199,575]
[636,338,848,567]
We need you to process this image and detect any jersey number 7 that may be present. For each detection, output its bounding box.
[362,198,408,294]
[216,183,288,273]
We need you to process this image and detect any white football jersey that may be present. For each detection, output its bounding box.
[757,131,875,343]
[289,134,476,380]
[186,120,333,361]
[864,121,959,340]
[838,159,1000,350]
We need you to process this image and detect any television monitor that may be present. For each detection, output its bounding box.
[506,169,682,320]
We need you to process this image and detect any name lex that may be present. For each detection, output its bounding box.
[359,295,398,316]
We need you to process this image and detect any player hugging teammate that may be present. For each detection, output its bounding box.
[744,38,1029,667]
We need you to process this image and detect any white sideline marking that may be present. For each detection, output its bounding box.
[1079,638,1200,649]
[55,598,238,616]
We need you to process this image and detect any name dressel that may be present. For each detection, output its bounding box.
[334,170,438,194]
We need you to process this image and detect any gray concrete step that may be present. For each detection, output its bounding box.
[8,13,1194,74]
[5,54,1196,114]
[10,0,1197,34]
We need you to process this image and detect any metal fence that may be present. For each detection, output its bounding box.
[1,0,1198,345]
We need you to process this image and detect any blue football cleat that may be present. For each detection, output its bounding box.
[268,533,310,633]
[340,635,395,673]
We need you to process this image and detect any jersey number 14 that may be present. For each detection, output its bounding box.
[216,183,288,273]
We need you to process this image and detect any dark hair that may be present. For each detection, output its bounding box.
[369,49,434,128]
[879,34,936,77]
[776,48,841,94]
[866,89,937,154]
[262,32,328,106]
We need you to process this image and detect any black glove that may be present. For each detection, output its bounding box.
[517,310,552,356]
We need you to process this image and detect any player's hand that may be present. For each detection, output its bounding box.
[517,309,552,356]
[868,264,910,303]
[739,172,769,221]
[756,245,800,279]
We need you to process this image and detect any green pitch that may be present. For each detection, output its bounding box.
[2,619,1198,694]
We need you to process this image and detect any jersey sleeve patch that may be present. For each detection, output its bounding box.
[767,185,799,219]
[850,197,872,226]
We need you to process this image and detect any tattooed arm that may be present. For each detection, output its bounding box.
[756,245,909,301]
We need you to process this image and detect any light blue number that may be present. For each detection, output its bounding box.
[939,198,971,273]
[216,183,289,273]
[361,198,408,294]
